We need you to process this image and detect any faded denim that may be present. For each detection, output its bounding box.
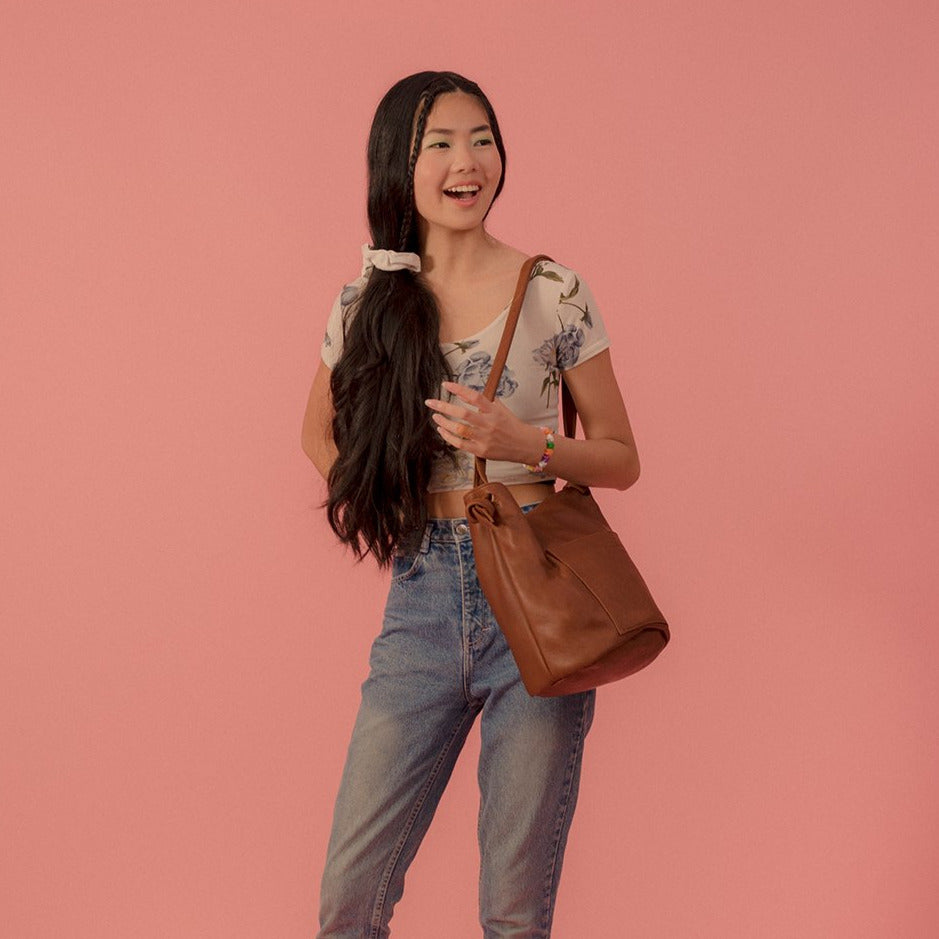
[317,512,595,939]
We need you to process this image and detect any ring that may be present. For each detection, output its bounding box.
[461,425,473,441]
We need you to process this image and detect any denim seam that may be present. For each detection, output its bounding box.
[368,705,477,937]
[537,693,591,934]
[456,537,475,704]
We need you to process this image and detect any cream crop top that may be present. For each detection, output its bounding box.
[320,258,611,492]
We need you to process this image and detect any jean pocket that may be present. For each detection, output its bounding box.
[391,551,424,584]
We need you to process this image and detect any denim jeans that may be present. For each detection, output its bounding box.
[317,512,596,939]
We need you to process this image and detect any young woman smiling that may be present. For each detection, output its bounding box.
[302,70,638,938]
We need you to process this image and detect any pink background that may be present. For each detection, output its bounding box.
[3,2,937,937]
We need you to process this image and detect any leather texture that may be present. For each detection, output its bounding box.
[464,256,670,696]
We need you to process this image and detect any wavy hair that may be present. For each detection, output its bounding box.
[326,71,507,566]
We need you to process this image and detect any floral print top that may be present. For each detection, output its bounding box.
[320,258,611,492]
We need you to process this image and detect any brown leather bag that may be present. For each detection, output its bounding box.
[464,256,670,696]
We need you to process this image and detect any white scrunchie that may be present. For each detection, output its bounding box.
[361,243,422,276]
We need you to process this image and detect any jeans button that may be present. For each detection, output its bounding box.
[455,523,468,535]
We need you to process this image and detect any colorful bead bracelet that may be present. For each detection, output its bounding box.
[524,427,556,474]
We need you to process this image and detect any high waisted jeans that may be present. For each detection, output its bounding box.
[317,513,596,939]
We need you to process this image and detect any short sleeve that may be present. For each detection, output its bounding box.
[550,266,611,371]
[320,278,365,369]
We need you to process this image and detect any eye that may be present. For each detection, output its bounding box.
[425,140,449,149]
[473,137,494,147]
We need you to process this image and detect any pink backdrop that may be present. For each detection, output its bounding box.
[3,2,937,937]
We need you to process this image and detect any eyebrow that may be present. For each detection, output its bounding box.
[424,125,492,135]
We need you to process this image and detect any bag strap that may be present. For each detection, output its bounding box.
[473,255,579,487]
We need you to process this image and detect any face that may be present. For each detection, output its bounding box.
[411,92,503,239]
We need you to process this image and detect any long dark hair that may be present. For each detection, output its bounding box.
[326,71,507,566]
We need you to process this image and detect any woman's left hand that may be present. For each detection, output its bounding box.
[425,381,543,465]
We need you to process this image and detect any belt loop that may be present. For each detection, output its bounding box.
[419,522,433,555]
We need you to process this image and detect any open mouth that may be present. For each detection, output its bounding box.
[443,185,481,201]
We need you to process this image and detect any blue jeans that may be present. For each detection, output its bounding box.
[317,513,596,938]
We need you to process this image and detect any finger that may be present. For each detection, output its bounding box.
[435,423,478,450]
[440,381,491,411]
[424,397,476,422]
[431,414,466,437]
[431,413,475,439]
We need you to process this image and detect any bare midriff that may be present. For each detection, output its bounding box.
[425,480,555,519]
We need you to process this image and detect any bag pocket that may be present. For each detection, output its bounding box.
[547,529,664,636]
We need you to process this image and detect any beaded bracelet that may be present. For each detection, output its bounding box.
[524,427,556,474]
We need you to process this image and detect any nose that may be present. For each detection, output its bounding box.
[452,141,479,172]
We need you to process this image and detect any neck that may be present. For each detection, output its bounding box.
[418,226,500,278]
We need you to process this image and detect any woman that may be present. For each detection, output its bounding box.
[302,71,639,938]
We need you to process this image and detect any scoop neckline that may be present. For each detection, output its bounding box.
[438,302,511,348]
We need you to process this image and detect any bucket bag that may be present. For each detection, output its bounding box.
[464,256,670,696]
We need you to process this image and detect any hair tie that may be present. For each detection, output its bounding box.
[361,243,422,276]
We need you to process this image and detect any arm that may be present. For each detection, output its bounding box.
[544,349,640,490]
[300,360,338,482]
[425,348,640,491]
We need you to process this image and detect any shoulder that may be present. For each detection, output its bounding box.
[527,258,585,299]
[523,258,596,318]
[333,271,370,312]
[321,271,369,368]
[523,257,609,368]
[326,271,369,329]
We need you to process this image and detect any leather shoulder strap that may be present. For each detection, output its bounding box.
[473,255,581,486]
[480,254,552,402]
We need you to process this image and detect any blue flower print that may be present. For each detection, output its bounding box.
[324,283,361,351]
[452,351,518,398]
[532,323,585,406]
[529,266,597,405]
[532,338,555,369]
[340,283,360,308]
[555,323,585,369]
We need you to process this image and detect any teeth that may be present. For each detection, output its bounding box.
[445,185,480,193]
